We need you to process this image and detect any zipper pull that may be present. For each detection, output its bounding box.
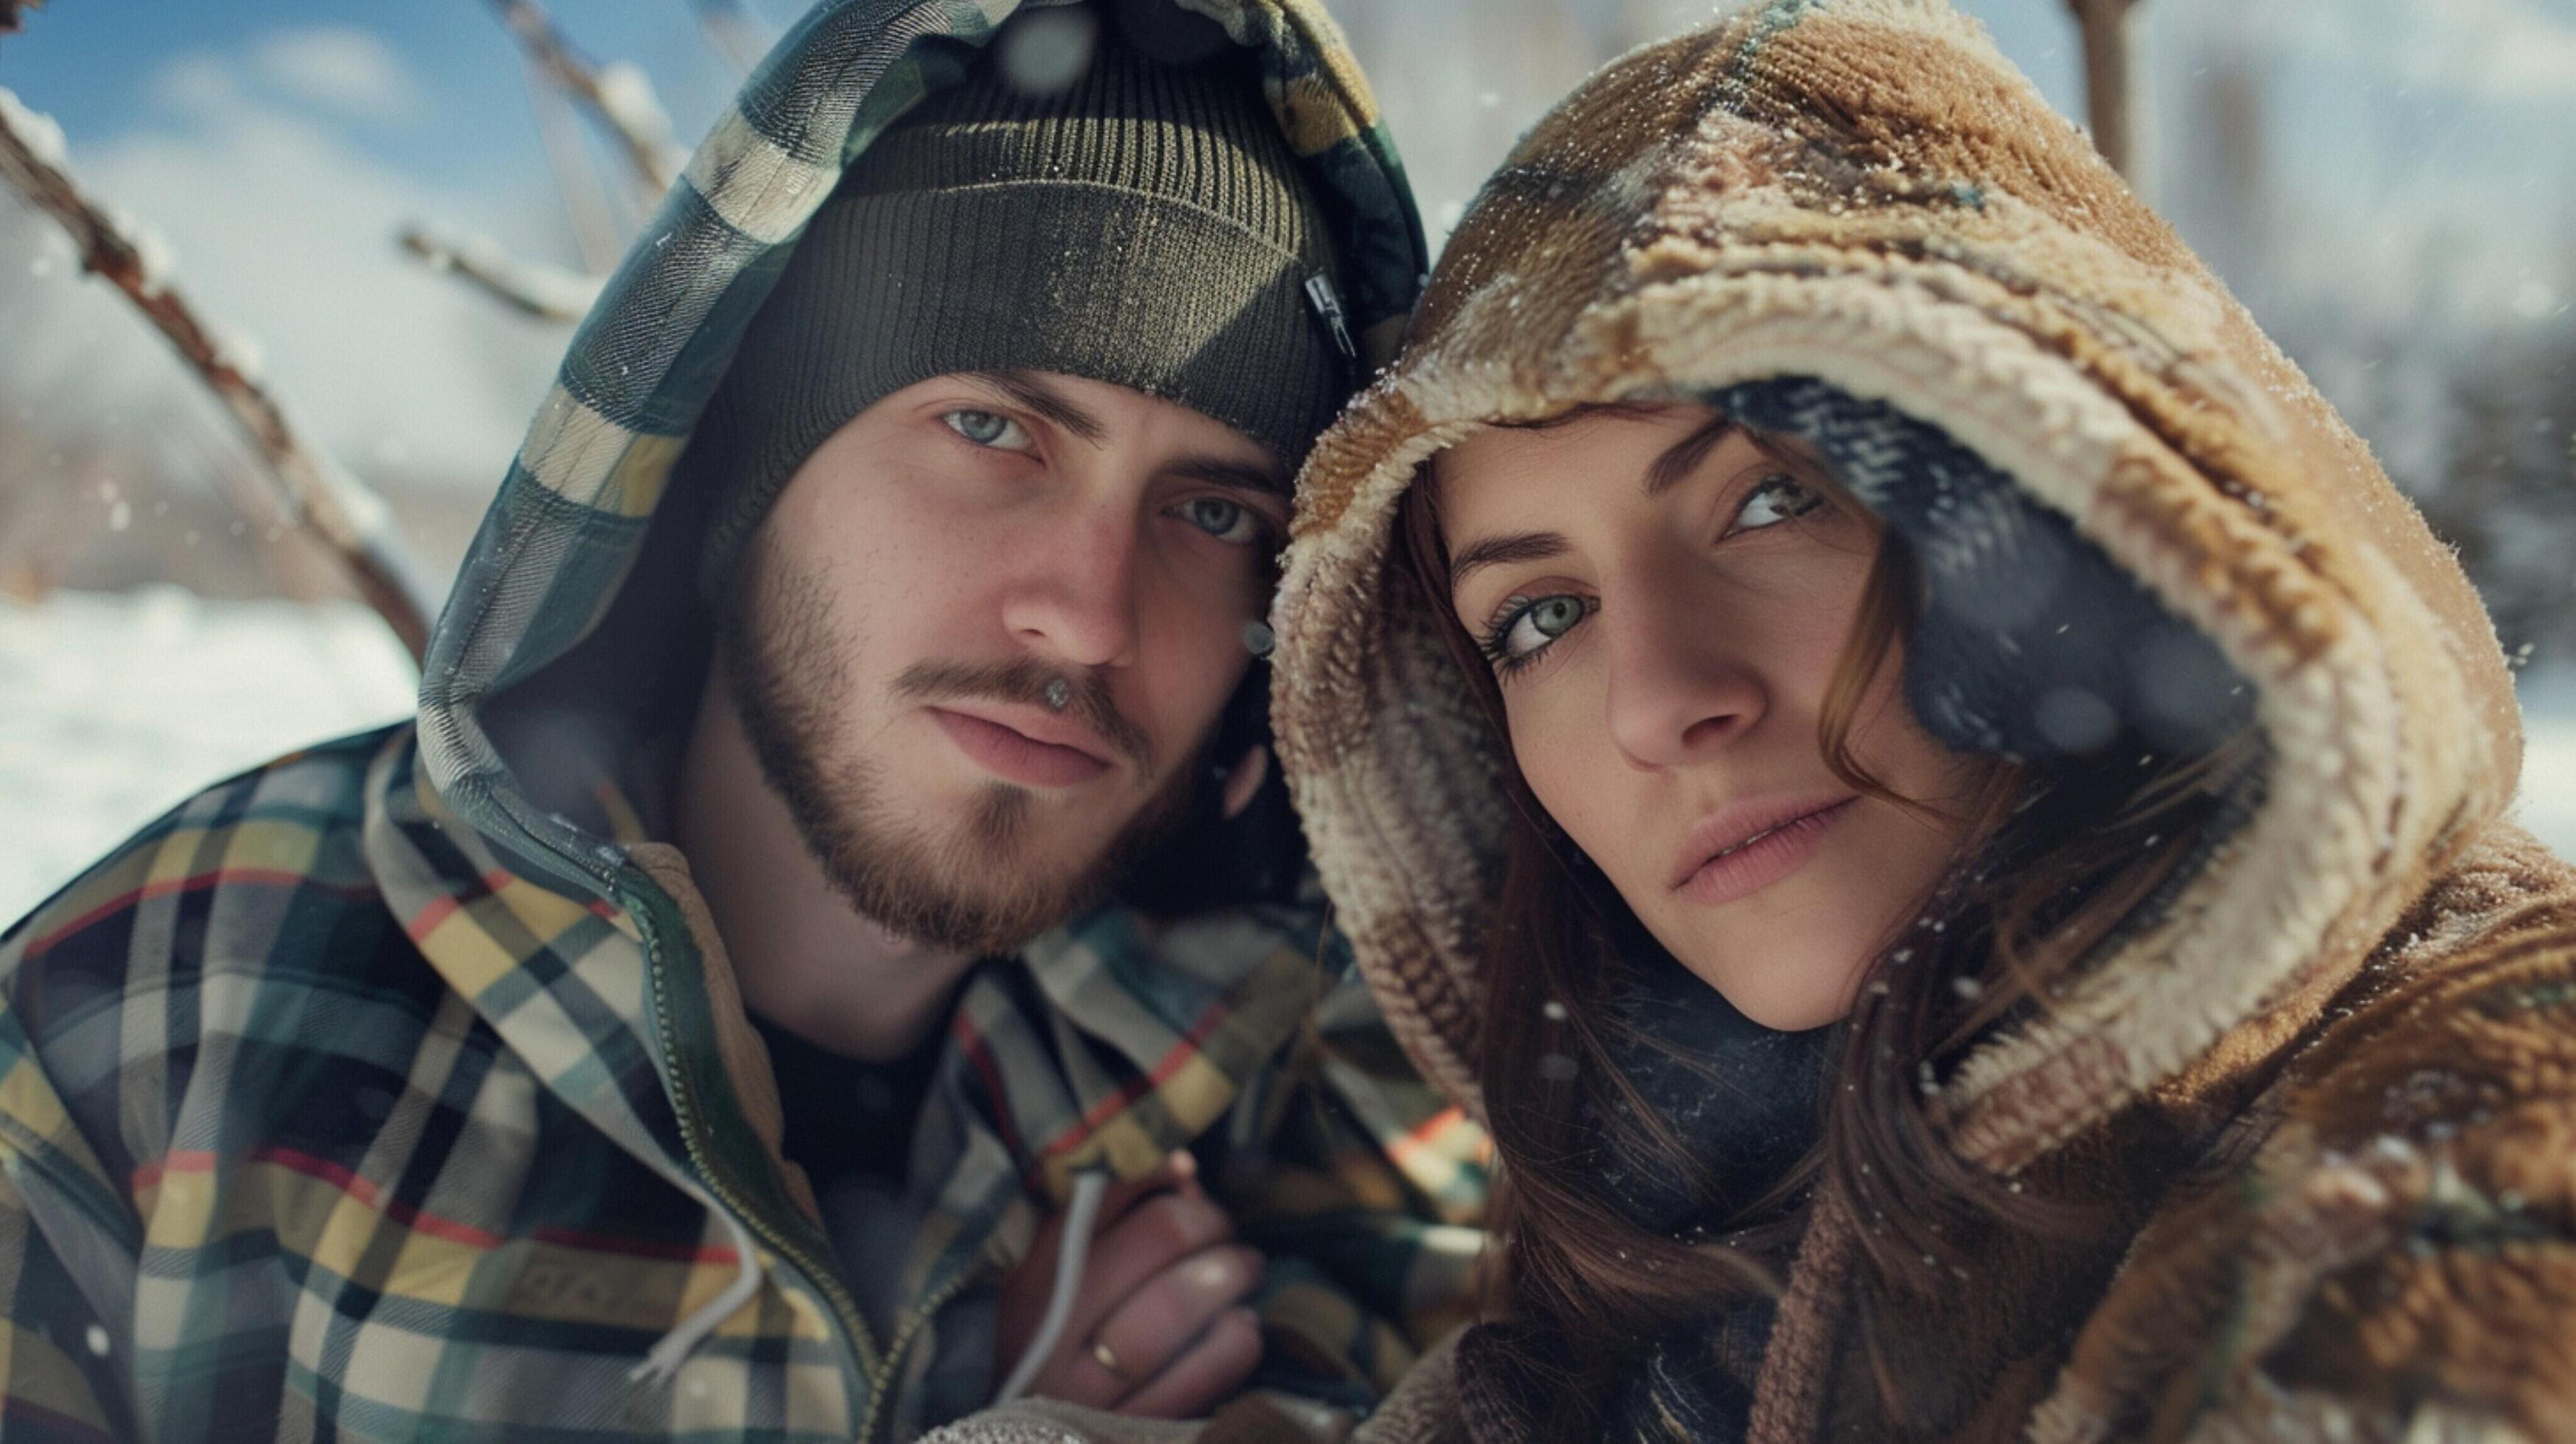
[1305,273,1358,365]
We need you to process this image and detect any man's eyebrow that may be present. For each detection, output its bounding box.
[1644,414,1741,497]
[964,369,1106,445]
[1161,455,1291,500]
[1447,532,1569,595]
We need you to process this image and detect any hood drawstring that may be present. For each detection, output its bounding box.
[990,1169,1111,1406]
[628,1157,1114,1401]
[631,1185,768,1386]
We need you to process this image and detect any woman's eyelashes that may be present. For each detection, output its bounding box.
[941,407,1037,453]
[1722,471,1826,535]
[1479,593,1593,674]
[1470,469,1831,677]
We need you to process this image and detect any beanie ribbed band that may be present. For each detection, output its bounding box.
[690,14,1347,602]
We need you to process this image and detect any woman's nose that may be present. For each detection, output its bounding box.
[1600,586,1766,770]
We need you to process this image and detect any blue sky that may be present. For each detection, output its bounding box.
[3,1,803,201]
[0,0,2090,273]
[3,0,2572,492]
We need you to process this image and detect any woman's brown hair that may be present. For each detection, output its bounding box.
[1394,404,2253,1431]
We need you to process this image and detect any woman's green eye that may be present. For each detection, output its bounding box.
[1481,593,1591,672]
[1175,496,1265,546]
[1731,472,1825,532]
[944,409,1033,451]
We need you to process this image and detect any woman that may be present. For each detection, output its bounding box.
[1269,1,2576,1440]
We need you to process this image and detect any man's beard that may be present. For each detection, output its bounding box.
[723,549,1200,955]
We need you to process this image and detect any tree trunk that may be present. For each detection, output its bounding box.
[2068,0,2142,183]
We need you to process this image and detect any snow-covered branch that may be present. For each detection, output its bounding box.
[399,223,602,323]
[485,0,687,200]
[2068,0,2144,182]
[0,85,435,662]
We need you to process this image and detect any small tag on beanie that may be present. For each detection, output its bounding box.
[1305,273,1358,364]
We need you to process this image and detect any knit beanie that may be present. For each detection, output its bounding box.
[691,7,1350,601]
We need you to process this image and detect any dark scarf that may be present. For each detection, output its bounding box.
[1460,953,1835,1442]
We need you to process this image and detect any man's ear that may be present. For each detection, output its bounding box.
[1218,743,1269,821]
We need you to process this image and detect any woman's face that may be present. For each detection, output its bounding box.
[1433,407,1975,1030]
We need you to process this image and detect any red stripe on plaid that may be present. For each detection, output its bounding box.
[1032,998,1238,1163]
[29,870,372,959]
[401,869,517,944]
[951,1013,1030,1166]
[131,1149,740,1264]
[403,892,463,943]
[1403,1104,1467,1149]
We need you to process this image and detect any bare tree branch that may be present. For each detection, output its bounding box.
[0,0,45,38]
[0,86,435,662]
[690,0,771,76]
[521,55,623,273]
[484,0,687,201]
[2068,0,2144,183]
[399,222,602,323]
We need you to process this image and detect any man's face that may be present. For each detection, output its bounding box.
[723,369,1289,953]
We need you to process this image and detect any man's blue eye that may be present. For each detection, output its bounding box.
[944,410,1032,450]
[1176,496,1264,545]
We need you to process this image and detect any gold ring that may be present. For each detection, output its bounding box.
[1090,1339,1135,1384]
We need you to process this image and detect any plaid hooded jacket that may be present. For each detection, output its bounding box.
[0,4,1487,1439]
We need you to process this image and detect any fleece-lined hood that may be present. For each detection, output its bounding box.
[1271,0,2521,1179]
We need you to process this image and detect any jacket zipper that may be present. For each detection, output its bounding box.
[854,1268,984,1444]
[630,883,885,1395]
[622,870,1014,1442]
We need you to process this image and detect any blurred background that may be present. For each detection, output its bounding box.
[3,0,2574,920]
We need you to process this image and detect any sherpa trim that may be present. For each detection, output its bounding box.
[1271,0,2514,1168]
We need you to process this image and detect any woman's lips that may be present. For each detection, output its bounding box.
[1672,797,1857,907]
[929,707,1112,788]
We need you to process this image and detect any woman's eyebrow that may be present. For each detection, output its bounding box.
[1448,532,1568,595]
[1643,415,1741,497]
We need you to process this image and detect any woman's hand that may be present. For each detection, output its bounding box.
[992,1151,1267,1417]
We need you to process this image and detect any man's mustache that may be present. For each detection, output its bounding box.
[895,659,1156,772]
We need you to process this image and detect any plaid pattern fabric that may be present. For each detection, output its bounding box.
[0,732,1481,1440]
[1,2,1469,1439]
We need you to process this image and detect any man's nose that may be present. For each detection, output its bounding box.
[999,502,1143,670]
[1600,583,1766,771]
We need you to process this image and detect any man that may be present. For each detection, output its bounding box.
[0,4,1484,1439]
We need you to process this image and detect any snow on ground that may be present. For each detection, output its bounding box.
[2513,665,2576,861]
[3,592,2575,930]
[0,588,415,925]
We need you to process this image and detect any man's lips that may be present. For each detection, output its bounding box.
[928,705,1115,789]
[1668,793,1858,906]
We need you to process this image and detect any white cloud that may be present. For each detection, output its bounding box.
[150,54,241,116]
[250,27,427,122]
[51,60,566,483]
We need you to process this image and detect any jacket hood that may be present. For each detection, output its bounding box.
[1271,0,2521,1174]
[415,0,1426,902]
